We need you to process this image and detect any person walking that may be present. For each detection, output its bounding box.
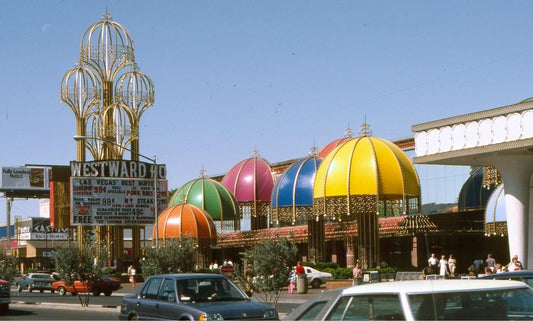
[288,269,296,294]
[438,255,448,278]
[352,262,362,285]
[128,265,136,287]
[486,254,496,272]
[447,254,456,278]
[428,253,438,274]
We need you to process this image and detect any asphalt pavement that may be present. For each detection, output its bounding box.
[10,282,341,313]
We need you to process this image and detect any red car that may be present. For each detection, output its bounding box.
[53,275,121,296]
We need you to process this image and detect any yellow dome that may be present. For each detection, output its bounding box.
[314,136,420,199]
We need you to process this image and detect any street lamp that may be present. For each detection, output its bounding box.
[73,135,159,250]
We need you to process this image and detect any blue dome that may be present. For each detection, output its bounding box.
[458,167,496,210]
[271,156,322,208]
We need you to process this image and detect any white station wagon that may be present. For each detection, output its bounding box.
[286,279,533,321]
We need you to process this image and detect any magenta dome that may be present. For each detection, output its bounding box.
[221,156,274,202]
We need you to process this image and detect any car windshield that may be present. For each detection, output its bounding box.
[177,277,247,302]
[409,288,533,320]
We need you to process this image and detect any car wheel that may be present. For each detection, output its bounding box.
[71,292,77,296]
[40,289,44,293]
[58,287,67,296]
[0,303,8,315]
[130,314,138,320]
[311,279,321,289]
[104,290,112,296]
[17,284,22,292]
[92,290,100,296]
[51,289,55,294]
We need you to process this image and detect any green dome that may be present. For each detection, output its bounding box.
[169,176,239,221]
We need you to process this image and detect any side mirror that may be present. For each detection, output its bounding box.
[245,290,253,297]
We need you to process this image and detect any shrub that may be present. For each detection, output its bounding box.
[316,262,339,270]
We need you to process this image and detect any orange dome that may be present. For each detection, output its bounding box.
[153,204,217,240]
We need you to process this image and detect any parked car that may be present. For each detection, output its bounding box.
[303,267,332,289]
[0,277,10,314]
[14,273,55,293]
[479,270,533,288]
[53,274,121,296]
[287,279,533,320]
[119,273,279,320]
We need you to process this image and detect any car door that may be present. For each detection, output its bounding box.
[154,278,182,319]
[135,277,163,319]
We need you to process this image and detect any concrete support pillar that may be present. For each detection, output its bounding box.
[494,158,533,269]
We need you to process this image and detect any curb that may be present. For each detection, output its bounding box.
[11,300,121,311]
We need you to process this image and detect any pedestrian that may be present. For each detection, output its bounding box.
[428,253,438,274]
[473,258,484,275]
[486,254,496,272]
[295,261,305,276]
[288,269,296,294]
[128,265,136,287]
[508,255,523,271]
[352,262,362,285]
[448,254,456,278]
[438,255,448,278]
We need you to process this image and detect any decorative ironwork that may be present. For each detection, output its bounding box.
[485,222,508,237]
[398,214,438,236]
[483,166,502,188]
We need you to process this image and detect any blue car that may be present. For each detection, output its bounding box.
[119,273,278,320]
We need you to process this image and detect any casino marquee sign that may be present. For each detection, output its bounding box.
[69,160,168,226]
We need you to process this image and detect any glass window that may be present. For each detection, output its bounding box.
[409,288,533,320]
[140,278,162,300]
[158,278,176,302]
[326,295,403,320]
[296,301,328,321]
[177,277,247,302]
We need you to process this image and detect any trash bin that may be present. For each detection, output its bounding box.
[296,274,308,294]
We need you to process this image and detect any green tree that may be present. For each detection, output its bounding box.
[140,238,195,278]
[237,236,298,307]
[53,234,107,307]
[0,252,19,282]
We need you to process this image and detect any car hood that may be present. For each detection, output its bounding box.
[191,299,275,319]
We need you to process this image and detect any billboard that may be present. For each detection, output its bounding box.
[70,177,168,226]
[0,166,50,191]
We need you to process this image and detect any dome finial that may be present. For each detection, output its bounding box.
[309,140,318,156]
[252,145,260,158]
[359,116,372,136]
[199,165,207,178]
[344,123,354,138]
[102,7,111,21]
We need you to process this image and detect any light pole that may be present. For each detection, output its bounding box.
[73,135,159,251]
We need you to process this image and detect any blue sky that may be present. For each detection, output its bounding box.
[1,1,531,219]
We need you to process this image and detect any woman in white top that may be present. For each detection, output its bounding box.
[439,255,448,277]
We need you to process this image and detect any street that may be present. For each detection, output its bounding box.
[2,283,332,319]
[2,304,119,320]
